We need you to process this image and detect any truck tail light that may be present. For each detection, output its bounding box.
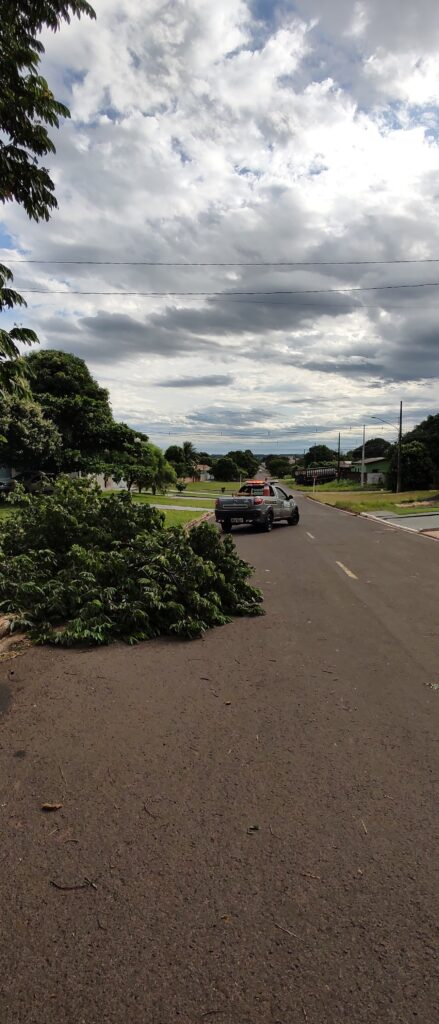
[254,497,264,505]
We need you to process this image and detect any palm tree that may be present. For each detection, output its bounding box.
[182,441,198,477]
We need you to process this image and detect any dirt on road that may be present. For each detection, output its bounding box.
[1,502,439,1024]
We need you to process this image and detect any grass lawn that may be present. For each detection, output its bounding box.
[163,509,210,527]
[178,481,238,494]
[309,489,436,514]
[132,493,215,508]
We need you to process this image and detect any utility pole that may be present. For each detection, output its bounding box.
[396,400,403,493]
[337,432,341,481]
[361,425,366,487]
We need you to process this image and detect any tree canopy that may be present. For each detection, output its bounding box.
[0,1,95,389]
[212,456,240,481]
[349,437,392,460]
[226,449,259,478]
[264,454,291,478]
[404,414,439,472]
[0,392,63,470]
[303,444,337,468]
[388,441,434,492]
[25,350,116,469]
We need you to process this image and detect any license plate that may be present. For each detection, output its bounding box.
[231,518,243,524]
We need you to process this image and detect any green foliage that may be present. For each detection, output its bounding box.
[165,441,198,477]
[227,449,259,477]
[387,441,434,491]
[303,444,337,467]
[176,481,187,493]
[404,414,439,470]
[212,456,240,481]
[0,392,63,469]
[264,454,291,478]
[0,477,263,645]
[349,437,392,460]
[0,2,95,388]
[25,350,115,467]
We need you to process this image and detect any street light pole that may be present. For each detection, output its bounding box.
[396,400,403,494]
[361,425,366,487]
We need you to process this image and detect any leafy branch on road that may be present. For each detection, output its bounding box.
[0,477,263,645]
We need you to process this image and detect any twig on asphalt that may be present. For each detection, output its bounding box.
[143,804,157,819]
[211,689,219,698]
[274,922,298,939]
[269,824,281,839]
[299,871,321,880]
[302,1006,309,1023]
[361,819,368,834]
[83,876,98,890]
[50,878,95,892]
[59,764,67,789]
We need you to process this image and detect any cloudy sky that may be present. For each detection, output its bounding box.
[2,0,439,452]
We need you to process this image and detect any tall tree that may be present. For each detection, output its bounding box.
[25,350,115,468]
[0,1,95,389]
[388,441,434,492]
[350,437,392,460]
[227,449,259,477]
[0,392,63,470]
[404,414,439,471]
[303,444,337,467]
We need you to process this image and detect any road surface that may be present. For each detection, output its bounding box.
[1,498,439,1023]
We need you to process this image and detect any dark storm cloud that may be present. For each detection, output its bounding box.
[157,373,235,387]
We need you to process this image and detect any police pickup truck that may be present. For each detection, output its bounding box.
[215,480,299,534]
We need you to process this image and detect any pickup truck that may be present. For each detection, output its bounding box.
[215,480,299,534]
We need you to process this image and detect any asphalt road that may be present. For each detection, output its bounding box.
[1,498,439,1023]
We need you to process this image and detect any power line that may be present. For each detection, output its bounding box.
[5,257,439,266]
[16,281,439,296]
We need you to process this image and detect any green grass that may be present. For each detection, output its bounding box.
[286,478,383,492]
[179,480,238,494]
[163,509,210,527]
[309,489,436,515]
[133,493,215,508]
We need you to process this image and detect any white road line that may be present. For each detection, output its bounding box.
[306,532,315,539]
[336,561,358,580]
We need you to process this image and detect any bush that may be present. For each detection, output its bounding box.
[0,477,263,646]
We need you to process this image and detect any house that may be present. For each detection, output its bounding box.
[195,463,214,481]
[350,455,390,485]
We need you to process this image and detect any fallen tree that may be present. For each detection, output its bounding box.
[0,477,263,646]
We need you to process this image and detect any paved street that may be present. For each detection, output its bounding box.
[1,498,439,1023]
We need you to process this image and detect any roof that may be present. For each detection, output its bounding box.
[351,456,389,466]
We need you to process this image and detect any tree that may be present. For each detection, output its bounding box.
[165,440,198,477]
[350,437,392,460]
[227,449,259,477]
[182,440,198,476]
[0,393,62,470]
[404,414,439,472]
[388,441,434,491]
[25,350,116,468]
[264,454,291,478]
[303,444,337,468]
[0,1,96,389]
[165,444,186,477]
[212,456,240,481]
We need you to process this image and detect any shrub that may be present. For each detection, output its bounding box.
[0,477,263,645]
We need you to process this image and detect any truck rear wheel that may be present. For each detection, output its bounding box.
[288,509,300,525]
[262,511,273,532]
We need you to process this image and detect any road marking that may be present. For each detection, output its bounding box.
[306,532,315,539]
[336,561,358,580]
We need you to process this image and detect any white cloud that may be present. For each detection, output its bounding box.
[1,0,438,451]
